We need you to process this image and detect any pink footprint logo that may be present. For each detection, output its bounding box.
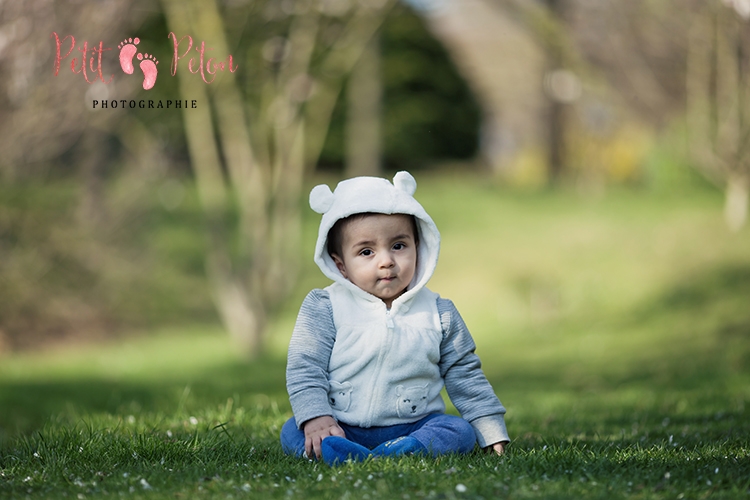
[136,53,159,90]
[117,37,140,74]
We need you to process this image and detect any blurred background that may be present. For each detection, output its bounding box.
[1,0,749,431]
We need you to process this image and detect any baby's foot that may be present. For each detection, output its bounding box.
[372,436,426,457]
[117,37,140,74]
[137,53,159,90]
[320,436,371,466]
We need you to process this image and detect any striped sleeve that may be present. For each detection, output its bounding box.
[437,298,510,447]
[286,289,337,428]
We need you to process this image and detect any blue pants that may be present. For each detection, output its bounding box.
[280,413,476,457]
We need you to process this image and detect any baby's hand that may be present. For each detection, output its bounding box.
[303,415,346,459]
[485,440,509,456]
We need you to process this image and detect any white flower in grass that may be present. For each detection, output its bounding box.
[189,416,199,425]
[140,478,152,490]
[455,484,467,493]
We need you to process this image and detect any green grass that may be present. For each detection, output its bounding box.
[2,175,750,499]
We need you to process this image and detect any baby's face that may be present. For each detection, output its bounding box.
[332,214,417,308]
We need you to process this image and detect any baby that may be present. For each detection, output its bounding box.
[281,171,509,465]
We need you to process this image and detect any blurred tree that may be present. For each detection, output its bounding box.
[0,1,152,183]
[0,0,172,351]
[687,0,750,231]
[159,0,396,357]
[542,0,570,184]
[564,0,688,123]
[320,3,481,171]
[498,0,683,184]
[345,33,383,177]
[435,0,690,186]
[380,3,481,168]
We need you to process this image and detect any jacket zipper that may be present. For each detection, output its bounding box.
[365,307,394,426]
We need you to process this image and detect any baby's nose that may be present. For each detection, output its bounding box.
[379,252,396,267]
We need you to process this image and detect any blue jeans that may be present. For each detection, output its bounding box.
[280,413,476,457]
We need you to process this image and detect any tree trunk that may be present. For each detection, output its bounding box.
[206,247,266,355]
[76,130,108,228]
[161,0,267,358]
[725,173,749,232]
[544,0,568,185]
[545,84,566,184]
[345,33,383,178]
[687,2,750,231]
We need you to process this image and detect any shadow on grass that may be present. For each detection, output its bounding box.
[631,262,750,346]
[624,261,750,385]
[0,356,288,442]
[648,263,750,311]
[482,261,750,444]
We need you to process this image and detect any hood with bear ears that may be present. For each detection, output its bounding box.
[310,171,441,306]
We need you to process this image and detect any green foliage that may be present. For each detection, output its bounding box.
[2,174,749,498]
[0,178,216,350]
[319,4,481,169]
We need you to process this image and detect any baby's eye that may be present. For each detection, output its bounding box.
[393,242,406,250]
[359,249,373,256]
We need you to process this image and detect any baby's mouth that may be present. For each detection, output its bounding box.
[379,276,396,282]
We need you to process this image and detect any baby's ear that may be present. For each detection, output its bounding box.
[331,253,347,278]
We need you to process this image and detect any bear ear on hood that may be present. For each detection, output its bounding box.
[310,184,334,214]
[393,171,417,196]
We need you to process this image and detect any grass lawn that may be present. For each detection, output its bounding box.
[1,174,749,499]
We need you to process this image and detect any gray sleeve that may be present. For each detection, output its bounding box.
[438,298,510,447]
[286,289,336,429]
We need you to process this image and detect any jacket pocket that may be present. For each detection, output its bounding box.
[328,380,353,412]
[395,383,430,418]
